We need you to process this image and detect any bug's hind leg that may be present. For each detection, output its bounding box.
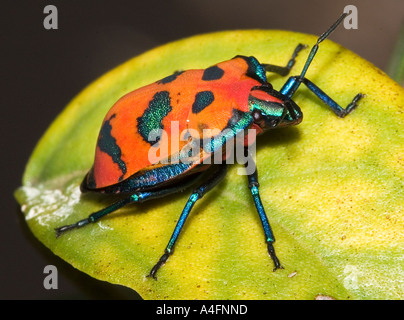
[262,44,307,77]
[55,173,206,238]
[148,164,228,280]
[55,196,133,237]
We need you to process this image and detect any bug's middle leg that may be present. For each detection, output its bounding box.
[262,44,307,76]
[148,164,228,279]
[244,147,283,271]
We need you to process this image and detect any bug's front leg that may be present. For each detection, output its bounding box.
[300,77,364,117]
[281,76,364,117]
[244,147,283,271]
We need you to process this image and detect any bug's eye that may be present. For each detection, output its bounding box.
[252,109,263,122]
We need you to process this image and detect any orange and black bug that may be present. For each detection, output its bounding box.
[56,13,363,279]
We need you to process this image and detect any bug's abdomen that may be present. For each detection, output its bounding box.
[86,58,261,190]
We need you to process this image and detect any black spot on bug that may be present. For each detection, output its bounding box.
[158,71,184,84]
[137,91,172,145]
[97,114,127,180]
[192,91,214,114]
[202,66,224,81]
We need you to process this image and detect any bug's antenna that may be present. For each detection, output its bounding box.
[298,12,348,80]
[281,12,348,98]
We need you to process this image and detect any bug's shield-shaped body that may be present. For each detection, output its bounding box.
[82,56,300,193]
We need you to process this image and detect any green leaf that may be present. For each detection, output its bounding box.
[387,21,404,86]
[15,30,404,299]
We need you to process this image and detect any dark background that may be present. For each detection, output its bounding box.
[2,0,403,299]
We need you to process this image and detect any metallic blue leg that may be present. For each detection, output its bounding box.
[301,77,363,117]
[244,148,282,271]
[262,44,307,76]
[55,173,204,237]
[148,164,228,279]
[55,196,133,237]
[281,76,363,117]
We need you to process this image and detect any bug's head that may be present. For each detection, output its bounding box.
[248,85,302,132]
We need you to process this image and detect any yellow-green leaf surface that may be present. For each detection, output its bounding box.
[15,30,404,299]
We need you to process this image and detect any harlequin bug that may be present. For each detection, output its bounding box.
[56,13,363,279]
